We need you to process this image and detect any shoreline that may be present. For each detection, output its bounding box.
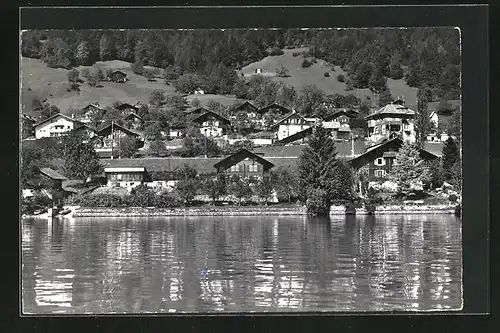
[21,204,457,218]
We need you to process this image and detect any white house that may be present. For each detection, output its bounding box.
[365,99,416,144]
[271,111,315,141]
[191,110,231,138]
[34,113,76,139]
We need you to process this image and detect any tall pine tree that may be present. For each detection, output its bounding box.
[298,125,353,215]
[442,137,459,179]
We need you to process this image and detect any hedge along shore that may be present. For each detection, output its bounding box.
[71,204,458,217]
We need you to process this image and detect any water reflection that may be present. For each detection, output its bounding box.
[22,215,462,313]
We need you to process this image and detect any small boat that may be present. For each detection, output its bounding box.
[33,208,47,215]
[59,209,71,216]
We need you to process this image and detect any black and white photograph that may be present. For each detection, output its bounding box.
[20,24,463,314]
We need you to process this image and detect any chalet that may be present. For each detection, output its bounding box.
[365,99,416,144]
[271,111,315,141]
[234,101,259,119]
[39,168,68,205]
[110,71,127,83]
[213,149,275,177]
[349,135,438,182]
[122,112,144,131]
[34,113,76,139]
[168,126,185,138]
[21,114,36,139]
[321,109,358,141]
[73,124,97,143]
[76,103,105,124]
[104,167,147,188]
[94,123,144,158]
[115,102,139,112]
[191,110,231,138]
[257,103,292,116]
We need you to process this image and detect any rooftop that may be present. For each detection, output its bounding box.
[365,102,416,120]
[40,167,68,181]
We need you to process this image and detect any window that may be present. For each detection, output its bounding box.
[230,165,239,172]
[375,170,386,178]
[249,164,259,172]
[375,157,385,166]
[117,174,122,181]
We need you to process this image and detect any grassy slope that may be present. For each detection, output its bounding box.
[20,57,178,114]
[240,48,418,110]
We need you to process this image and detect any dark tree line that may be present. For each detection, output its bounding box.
[22,28,460,100]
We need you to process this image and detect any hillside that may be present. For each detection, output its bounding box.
[240,48,418,110]
[20,57,178,114]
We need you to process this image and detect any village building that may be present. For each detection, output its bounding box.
[39,168,69,205]
[322,109,359,141]
[213,149,275,177]
[21,114,36,139]
[365,99,416,144]
[257,103,292,117]
[271,111,315,141]
[110,71,128,83]
[349,134,438,183]
[75,103,105,124]
[191,110,231,138]
[115,102,139,113]
[34,113,76,139]
[93,123,144,158]
[104,167,147,188]
[427,99,460,142]
[122,112,144,131]
[73,124,98,143]
[168,126,185,138]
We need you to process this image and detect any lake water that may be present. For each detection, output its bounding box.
[21,214,462,314]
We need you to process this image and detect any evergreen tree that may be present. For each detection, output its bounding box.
[389,141,428,198]
[99,34,114,61]
[442,137,459,179]
[415,99,433,147]
[298,125,352,215]
[354,61,373,89]
[368,67,387,93]
[75,41,91,65]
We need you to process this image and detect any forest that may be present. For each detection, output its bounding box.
[21,28,461,103]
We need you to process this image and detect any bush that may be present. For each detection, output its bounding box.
[337,74,345,82]
[157,191,183,208]
[324,72,330,77]
[268,47,284,56]
[292,51,301,57]
[131,61,144,75]
[305,188,330,216]
[448,194,458,202]
[301,59,313,68]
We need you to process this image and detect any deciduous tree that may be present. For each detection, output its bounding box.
[63,141,103,185]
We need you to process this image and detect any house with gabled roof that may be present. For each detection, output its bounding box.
[115,102,139,112]
[348,134,438,182]
[110,70,128,83]
[39,167,68,205]
[213,149,275,177]
[75,103,106,124]
[427,99,460,142]
[73,123,98,143]
[365,99,416,144]
[191,110,231,138]
[271,111,315,141]
[257,103,291,116]
[93,122,144,158]
[122,112,144,131]
[234,101,259,118]
[34,113,77,139]
[21,114,36,139]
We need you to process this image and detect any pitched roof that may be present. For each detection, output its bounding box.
[34,113,75,127]
[213,149,275,170]
[100,156,298,175]
[349,137,438,169]
[96,123,142,137]
[277,127,313,144]
[81,103,105,111]
[235,101,258,112]
[112,70,127,76]
[74,123,97,133]
[365,102,416,120]
[255,141,366,157]
[40,168,68,181]
[22,114,36,123]
[191,111,231,125]
[257,103,292,115]
[115,103,138,111]
[271,112,309,129]
[123,112,144,121]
